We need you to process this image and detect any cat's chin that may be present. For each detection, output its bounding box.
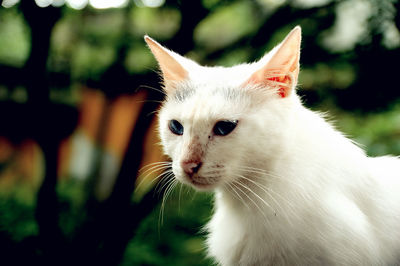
[178,176,218,191]
[189,180,217,191]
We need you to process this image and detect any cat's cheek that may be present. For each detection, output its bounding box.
[161,134,182,160]
[170,161,186,183]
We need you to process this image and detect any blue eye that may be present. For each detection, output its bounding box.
[169,120,184,135]
[213,120,238,136]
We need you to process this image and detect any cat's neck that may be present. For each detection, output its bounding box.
[290,104,365,161]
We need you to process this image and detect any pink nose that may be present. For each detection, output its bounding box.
[181,161,202,176]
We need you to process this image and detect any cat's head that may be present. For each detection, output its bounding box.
[145,27,301,191]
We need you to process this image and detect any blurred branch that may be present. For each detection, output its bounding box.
[394,1,400,30]
[164,0,209,53]
[17,2,77,264]
[205,1,336,63]
[20,0,61,102]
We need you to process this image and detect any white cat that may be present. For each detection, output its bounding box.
[144,27,400,265]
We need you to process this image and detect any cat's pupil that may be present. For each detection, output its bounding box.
[169,120,184,135]
[213,120,238,136]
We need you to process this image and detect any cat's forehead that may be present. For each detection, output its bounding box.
[169,64,255,101]
[160,64,260,123]
[189,63,255,86]
[163,84,248,123]
[171,83,243,103]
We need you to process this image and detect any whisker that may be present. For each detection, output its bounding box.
[139,165,172,182]
[267,187,299,225]
[140,161,171,174]
[224,182,251,211]
[232,181,271,222]
[140,161,171,168]
[234,174,299,223]
[156,172,175,194]
[139,165,172,183]
[178,182,183,213]
[135,168,172,192]
[138,162,171,184]
[234,179,276,216]
[200,170,220,176]
[234,174,282,213]
[147,110,160,117]
[139,84,167,96]
[158,177,177,226]
[135,165,172,192]
[238,166,306,190]
[236,166,305,224]
[190,190,197,203]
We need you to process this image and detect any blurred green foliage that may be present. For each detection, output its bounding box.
[0,8,30,66]
[0,195,38,242]
[122,190,214,266]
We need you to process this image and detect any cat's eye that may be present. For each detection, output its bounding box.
[169,120,184,135]
[213,120,238,136]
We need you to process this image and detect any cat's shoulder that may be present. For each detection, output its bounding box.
[369,155,400,166]
[367,155,400,186]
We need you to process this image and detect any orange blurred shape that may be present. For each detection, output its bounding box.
[104,90,147,158]
[17,140,37,182]
[79,88,106,140]
[135,115,169,191]
[0,137,13,161]
[0,138,42,191]
[58,138,71,179]
[59,87,165,192]
[57,88,105,179]
[140,116,167,172]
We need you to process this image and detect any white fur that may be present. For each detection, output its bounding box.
[154,36,400,265]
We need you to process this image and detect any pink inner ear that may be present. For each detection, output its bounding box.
[267,75,291,98]
[245,27,301,98]
[244,72,291,98]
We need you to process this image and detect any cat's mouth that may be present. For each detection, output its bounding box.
[186,175,217,190]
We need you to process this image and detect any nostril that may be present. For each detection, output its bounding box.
[182,161,203,176]
[192,162,202,174]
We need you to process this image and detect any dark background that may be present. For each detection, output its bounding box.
[0,0,400,265]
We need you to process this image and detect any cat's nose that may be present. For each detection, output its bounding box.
[181,160,202,176]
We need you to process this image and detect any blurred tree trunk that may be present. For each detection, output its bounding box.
[19,1,77,264]
[72,82,163,265]
[69,4,165,265]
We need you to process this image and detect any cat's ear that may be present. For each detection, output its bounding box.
[246,26,301,98]
[144,36,188,88]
